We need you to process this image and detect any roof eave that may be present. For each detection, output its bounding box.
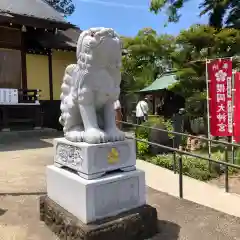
[138,73,177,93]
[0,12,75,30]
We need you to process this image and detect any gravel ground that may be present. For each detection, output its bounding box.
[1,137,240,240]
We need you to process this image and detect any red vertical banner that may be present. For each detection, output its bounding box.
[233,72,240,142]
[207,58,233,136]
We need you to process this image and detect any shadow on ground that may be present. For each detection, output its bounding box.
[0,208,7,217]
[154,220,180,239]
[0,137,55,152]
[0,129,63,152]
[0,192,47,197]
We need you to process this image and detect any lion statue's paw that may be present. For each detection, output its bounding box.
[65,128,84,142]
[83,128,108,144]
[105,128,125,142]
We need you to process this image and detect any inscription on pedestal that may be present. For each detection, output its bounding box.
[56,143,83,167]
[94,177,139,217]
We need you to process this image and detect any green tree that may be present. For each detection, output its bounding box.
[150,0,240,28]
[46,0,75,15]
[120,28,176,115]
[169,24,240,118]
[199,0,240,28]
[120,25,240,121]
[121,28,176,94]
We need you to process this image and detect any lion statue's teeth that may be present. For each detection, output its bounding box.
[59,27,125,144]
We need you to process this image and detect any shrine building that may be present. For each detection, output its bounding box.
[0,0,81,131]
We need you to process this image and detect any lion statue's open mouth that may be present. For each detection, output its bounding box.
[59,27,125,144]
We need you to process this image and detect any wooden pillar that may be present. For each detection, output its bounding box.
[34,105,42,129]
[1,106,10,132]
[21,31,27,89]
[48,49,53,100]
[152,94,156,115]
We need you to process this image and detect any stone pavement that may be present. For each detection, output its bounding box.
[137,160,240,218]
[1,138,240,239]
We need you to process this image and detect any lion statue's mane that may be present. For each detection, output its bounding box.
[59,27,125,144]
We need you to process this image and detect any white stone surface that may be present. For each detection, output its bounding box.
[46,165,146,224]
[59,27,125,144]
[54,137,136,179]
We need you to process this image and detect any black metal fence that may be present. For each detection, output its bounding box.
[120,120,240,199]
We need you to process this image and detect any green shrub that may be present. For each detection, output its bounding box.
[135,116,174,147]
[135,115,240,181]
[146,149,240,181]
[149,154,174,170]
[136,139,149,158]
[135,117,167,158]
[211,150,238,174]
[163,119,174,139]
[148,154,219,181]
[135,122,151,140]
[135,121,151,158]
[233,149,240,166]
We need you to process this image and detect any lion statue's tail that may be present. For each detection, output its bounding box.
[59,64,77,133]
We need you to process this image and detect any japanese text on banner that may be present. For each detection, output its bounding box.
[207,59,232,136]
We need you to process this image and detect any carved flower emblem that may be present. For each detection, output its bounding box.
[215,70,227,82]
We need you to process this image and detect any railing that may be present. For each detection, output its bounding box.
[18,89,41,104]
[120,120,240,199]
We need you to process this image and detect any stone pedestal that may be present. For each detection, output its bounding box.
[40,138,158,239]
[54,138,136,179]
[40,195,158,240]
[46,165,146,224]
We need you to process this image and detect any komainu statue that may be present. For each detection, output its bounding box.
[59,27,125,144]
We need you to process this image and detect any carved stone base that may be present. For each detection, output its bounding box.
[55,163,137,180]
[54,138,136,179]
[40,195,158,240]
[46,165,146,224]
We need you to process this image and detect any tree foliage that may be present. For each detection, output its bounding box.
[46,0,75,15]
[121,28,176,94]
[121,24,240,118]
[150,0,240,28]
[170,25,240,116]
[150,0,185,23]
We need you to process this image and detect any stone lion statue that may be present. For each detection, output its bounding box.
[59,27,125,144]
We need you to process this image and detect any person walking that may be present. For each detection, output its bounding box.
[136,97,149,125]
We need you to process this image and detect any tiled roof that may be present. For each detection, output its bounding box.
[140,71,178,92]
[0,0,68,23]
[25,27,82,50]
[38,28,81,49]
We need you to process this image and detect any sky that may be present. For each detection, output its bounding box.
[67,0,208,37]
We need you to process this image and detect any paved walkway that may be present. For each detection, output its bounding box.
[1,138,240,239]
[137,160,240,218]
[148,187,240,240]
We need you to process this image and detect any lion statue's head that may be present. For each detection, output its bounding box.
[76,27,122,71]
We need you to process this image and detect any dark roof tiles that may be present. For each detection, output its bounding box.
[25,27,82,50]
